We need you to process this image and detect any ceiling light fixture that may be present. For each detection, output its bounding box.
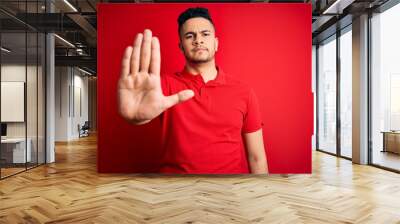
[322,0,354,15]
[63,0,78,12]
[1,47,11,53]
[78,67,93,76]
[54,34,75,48]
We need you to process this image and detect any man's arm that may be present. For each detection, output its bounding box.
[243,129,268,174]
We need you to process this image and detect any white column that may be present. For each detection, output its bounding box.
[45,0,55,163]
[352,14,369,164]
[46,33,55,163]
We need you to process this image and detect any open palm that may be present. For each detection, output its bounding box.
[118,29,194,124]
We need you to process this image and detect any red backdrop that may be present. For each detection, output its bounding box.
[97,3,312,174]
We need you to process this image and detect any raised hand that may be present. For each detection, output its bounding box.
[117,29,194,125]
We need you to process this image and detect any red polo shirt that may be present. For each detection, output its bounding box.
[159,67,263,174]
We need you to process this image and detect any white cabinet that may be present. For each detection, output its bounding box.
[1,138,32,163]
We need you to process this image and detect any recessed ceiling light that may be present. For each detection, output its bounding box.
[63,0,78,12]
[54,34,75,48]
[323,0,354,15]
[77,67,93,76]
[1,47,11,53]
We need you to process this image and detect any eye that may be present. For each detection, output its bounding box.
[185,34,193,39]
[203,33,210,36]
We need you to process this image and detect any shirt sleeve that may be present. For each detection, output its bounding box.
[242,88,263,133]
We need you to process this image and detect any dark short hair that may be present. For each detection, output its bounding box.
[177,7,215,34]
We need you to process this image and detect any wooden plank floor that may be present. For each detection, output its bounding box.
[1,134,400,224]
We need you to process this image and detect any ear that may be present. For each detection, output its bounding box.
[179,42,183,52]
[215,37,219,52]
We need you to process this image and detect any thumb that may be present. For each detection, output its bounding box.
[163,89,194,109]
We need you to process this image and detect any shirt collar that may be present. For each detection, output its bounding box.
[177,66,226,86]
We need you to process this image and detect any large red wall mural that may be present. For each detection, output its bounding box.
[97,3,312,174]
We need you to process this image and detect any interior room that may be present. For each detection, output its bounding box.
[0,0,399,223]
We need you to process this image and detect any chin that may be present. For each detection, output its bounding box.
[185,54,214,64]
[190,59,212,64]
[192,56,211,62]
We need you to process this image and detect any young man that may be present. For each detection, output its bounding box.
[118,7,268,174]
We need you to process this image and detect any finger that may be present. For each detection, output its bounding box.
[149,36,160,76]
[121,46,133,78]
[140,29,152,73]
[131,33,143,75]
[163,90,194,109]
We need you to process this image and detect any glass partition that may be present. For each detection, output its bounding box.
[1,30,28,177]
[317,35,337,155]
[0,1,46,179]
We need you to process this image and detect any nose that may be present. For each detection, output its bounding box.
[193,36,204,45]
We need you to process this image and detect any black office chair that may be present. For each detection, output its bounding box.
[79,121,90,138]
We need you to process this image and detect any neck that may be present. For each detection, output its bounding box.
[184,60,218,83]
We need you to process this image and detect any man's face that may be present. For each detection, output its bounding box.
[179,17,218,64]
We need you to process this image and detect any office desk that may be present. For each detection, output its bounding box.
[1,138,31,163]
[382,131,400,154]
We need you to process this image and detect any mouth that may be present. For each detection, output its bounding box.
[193,48,207,52]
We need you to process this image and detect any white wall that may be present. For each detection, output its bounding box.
[72,72,89,138]
[1,65,41,138]
[88,77,97,131]
[55,66,89,141]
[312,45,316,151]
[55,66,69,141]
[1,65,25,134]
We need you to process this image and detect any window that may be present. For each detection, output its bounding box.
[317,35,337,154]
[371,2,400,171]
[339,27,352,158]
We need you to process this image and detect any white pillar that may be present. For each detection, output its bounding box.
[46,1,55,163]
[352,14,369,164]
